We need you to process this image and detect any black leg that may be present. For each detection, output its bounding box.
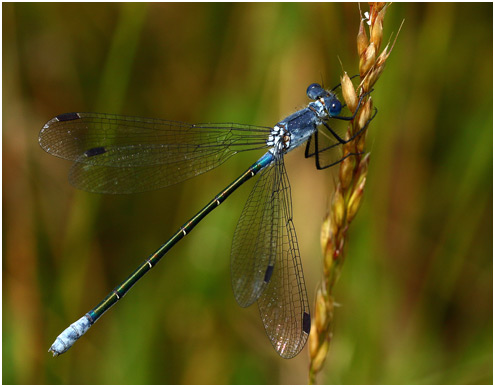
[323,106,378,145]
[312,130,361,170]
[311,107,378,169]
[305,135,315,158]
[345,106,378,143]
[322,121,347,144]
[313,131,333,169]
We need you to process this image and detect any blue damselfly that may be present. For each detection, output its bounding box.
[41,82,374,359]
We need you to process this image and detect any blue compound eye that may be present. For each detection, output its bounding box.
[324,96,342,116]
[306,83,324,100]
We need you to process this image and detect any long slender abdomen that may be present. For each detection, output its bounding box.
[48,151,275,356]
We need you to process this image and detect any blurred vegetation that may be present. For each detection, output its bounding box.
[2,3,492,384]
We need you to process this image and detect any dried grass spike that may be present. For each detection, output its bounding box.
[308,3,399,383]
[312,341,329,373]
[339,153,355,190]
[331,188,345,230]
[359,42,376,77]
[315,288,327,332]
[370,12,384,51]
[341,73,358,113]
[309,321,319,358]
[357,19,369,57]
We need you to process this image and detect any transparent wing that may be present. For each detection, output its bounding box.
[231,161,278,307]
[256,160,310,359]
[39,112,270,193]
[230,158,310,358]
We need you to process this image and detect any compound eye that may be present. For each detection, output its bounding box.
[326,97,342,116]
[306,83,323,100]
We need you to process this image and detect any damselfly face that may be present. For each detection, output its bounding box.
[306,83,342,118]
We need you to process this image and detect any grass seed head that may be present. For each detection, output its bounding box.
[363,64,383,92]
[357,154,370,179]
[320,216,331,256]
[370,2,387,21]
[357,130,367,153]
[357,19,369,57]
[376,43,391,68]
[310,4,399,382]
[370,12,384,52]
[309,320,319,358]
[357,98,373,133]
[359,42,376,77]
[347,175,367,222]
[312,340,329,372]
[324,243,335,277]
[339,153,355,190]
[331,187,345,230]
[315,288,327,333]
[341,72,358,113]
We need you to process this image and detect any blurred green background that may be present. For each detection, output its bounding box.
[3,3,492,384]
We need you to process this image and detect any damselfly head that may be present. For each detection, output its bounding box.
[307,83,342,117]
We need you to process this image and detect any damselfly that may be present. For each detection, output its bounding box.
[41,82,374,359]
